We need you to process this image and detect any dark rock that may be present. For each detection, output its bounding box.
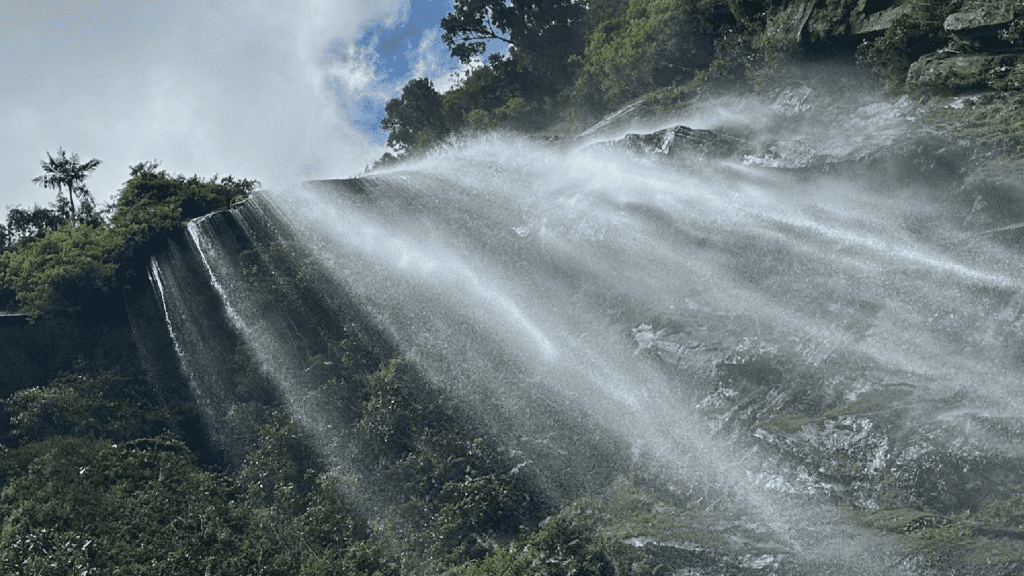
[770,0,817,43]
[848,1,913,37]
[607,125,743,160]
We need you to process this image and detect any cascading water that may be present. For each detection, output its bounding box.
[151,95,1024,573]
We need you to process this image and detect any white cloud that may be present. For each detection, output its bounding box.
[0,0,409,210]
[408,27,450,81]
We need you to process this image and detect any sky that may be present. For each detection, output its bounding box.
[0,0,478,212]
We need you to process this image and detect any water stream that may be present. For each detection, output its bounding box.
[153,119,1024,572]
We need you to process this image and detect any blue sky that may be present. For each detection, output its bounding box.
[0,0,485,211]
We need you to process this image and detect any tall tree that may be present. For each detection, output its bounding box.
[381,78,450,154]
[440,0,585,77]
[32,147,101,224]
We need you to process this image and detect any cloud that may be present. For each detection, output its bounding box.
[0,0,410,209]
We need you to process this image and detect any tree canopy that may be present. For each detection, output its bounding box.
[441,0,585,69]
[380,78,450,154]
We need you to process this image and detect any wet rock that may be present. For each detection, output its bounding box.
[848,0,914,37]
[907,52,1024,92]
[956,160,1024,231]
[769,0,816,43]
[607,125,743,160]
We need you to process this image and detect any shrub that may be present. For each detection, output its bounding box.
[0,223,119,317]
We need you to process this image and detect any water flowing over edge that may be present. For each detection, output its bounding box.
[151,123,1024,573]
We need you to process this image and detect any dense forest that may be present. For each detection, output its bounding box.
[3,0,1024,574]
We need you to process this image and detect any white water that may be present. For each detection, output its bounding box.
[154,124,1024,572]
[261,134,1024,572]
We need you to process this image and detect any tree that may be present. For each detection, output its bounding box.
[31,147,101,224]
[381,78,450,154]
[4,205,66,242]
[0,222,119,316]
[440,0,585,77]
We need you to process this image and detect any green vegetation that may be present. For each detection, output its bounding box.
[0,156,257,317]
[377,0,1024,165]
[0,424,393,575]
[380,78,451,155]
[0,223,119,317]
[571,0,764,113]
[110,160,257,255]
[381,0,788,162]
[849,486,1024,565]
[440,0,585,84]
[856,0,966,93]
[7,3,1024,574]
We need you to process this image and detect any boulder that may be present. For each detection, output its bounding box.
[907,52,1024,92]
[777,0,911,41]
[944,0,1017,39]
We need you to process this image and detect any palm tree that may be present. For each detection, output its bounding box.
[32,147,101,224]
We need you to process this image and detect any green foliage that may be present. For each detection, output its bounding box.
[451,482,669,576]
[2,371,165,444]
[0,223,119,316]
[574,0,715,111]
[440,0,585,77]
[856,0,965,92]
[5,205,68,244]
[571,0,788,114]
[381,78,451,155]
[0,159,256,317]
[444,58,524,120]
[358,358,420,457]
[239,407,318,514]
[111,160,257,253]
[236,408,398,576]
[0,407,397,575]
[0,434,255,575]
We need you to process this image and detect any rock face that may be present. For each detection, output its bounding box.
[908,52,1024,92]
[904,0,1024,91]
[944,0,1018,39]
[766,0,1023,93]
[847,0,914,37]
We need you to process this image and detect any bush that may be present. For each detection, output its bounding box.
[0,223,119,317]
[110,160,257,255]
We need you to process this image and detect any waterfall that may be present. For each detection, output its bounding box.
[149,130,1024,574]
